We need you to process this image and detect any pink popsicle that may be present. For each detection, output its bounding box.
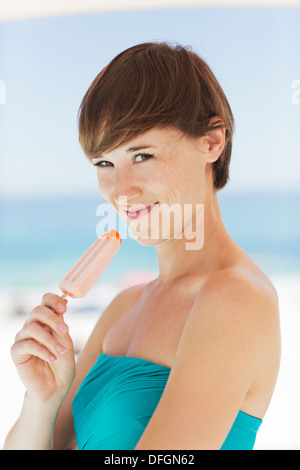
[59,230,122,298]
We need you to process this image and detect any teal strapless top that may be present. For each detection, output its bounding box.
[72,354,262,450]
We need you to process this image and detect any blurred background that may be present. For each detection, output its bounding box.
[0,0,300,449]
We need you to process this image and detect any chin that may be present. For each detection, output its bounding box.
[127,225,161,246]
[128,224,184,247]
[131,236,161,247]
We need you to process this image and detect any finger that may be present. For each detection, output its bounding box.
[41,292,68,314]
[14,322,67,358]
[27,305,69,336]
[11,339,57,365]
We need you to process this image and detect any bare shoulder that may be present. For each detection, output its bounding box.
[172,265,281,414]
[105,281,150,316]
[187,264,281,366]
[198,265,279,324]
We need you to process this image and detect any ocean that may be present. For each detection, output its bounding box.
[0,191,299,291]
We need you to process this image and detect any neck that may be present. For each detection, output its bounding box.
[154,190,235,286]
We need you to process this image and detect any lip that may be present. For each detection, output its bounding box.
[125,202,159,220]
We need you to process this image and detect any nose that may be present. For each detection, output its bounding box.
[113,167,143,206]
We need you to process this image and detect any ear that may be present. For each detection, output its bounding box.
[200,116,226,163]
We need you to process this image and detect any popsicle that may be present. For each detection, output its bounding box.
[59,230,122,299]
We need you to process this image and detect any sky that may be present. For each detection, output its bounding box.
[0,6,300,198]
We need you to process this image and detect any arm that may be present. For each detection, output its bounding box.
[5,285,143,450]
[5,294,75,450]
[4,393,61,450]
[135,272,279,450]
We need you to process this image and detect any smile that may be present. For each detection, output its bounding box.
[125,202,159,220]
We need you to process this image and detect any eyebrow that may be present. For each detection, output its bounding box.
[126,146,154,153]
[91,145,155,165]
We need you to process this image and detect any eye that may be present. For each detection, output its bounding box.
[94,153,154,168]
[134,153,154,163]
[95,160,113,168]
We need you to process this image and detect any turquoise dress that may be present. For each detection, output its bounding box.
[72,354,262,450]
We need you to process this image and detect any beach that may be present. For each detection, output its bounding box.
[0,273,299,450]
[254,274,300,449]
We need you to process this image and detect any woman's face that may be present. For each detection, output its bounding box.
[92,127,212,245]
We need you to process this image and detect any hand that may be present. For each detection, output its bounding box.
[11,293,75,407]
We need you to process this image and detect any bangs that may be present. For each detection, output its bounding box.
[79,43,217,157]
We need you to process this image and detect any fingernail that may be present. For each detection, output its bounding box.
[57,303,66,312]
[58,323,69,334]
[49,354,57,362]
[56,344,66,354]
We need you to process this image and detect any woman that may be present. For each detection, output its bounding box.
[5,42,280,450]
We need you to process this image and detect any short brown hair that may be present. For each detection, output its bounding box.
[78,41,235,190]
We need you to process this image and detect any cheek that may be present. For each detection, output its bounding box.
[156,164,180,188]
[154,166,192,202]
[179,163,207,201]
